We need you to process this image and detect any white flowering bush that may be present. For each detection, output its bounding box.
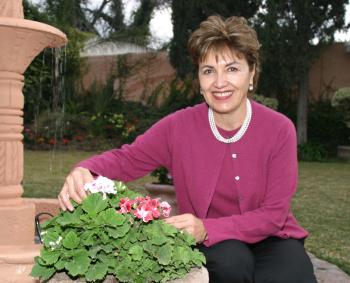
[31,177,205,282]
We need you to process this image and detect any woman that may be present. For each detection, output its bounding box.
[59,15,317,283]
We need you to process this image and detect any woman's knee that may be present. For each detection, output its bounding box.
[199,240,255,283]
[254,238,317,283]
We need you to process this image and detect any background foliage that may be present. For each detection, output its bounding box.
[23,0,349,157]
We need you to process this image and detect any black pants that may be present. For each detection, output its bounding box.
[198,237,318,283]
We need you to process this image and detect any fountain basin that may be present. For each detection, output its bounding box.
[0,17,67,73]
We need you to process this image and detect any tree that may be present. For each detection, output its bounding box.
[169,0,260,78]
[108,0,158,45]
[45,0,95,32]
[256,0,348,144]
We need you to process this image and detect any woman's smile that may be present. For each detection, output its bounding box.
[211,91,234,100]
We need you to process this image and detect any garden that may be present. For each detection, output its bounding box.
[17,0,350,281]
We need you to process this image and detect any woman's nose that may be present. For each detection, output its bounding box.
[214,71,228,88]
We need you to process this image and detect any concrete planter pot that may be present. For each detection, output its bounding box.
[46,267,209,283]
[337,145,350,160]
[144,183,177,216]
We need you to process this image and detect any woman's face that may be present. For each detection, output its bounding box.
[198,49,255,118]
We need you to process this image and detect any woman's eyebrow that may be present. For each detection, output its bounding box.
[200,65,215,69]
[225,61,240,67]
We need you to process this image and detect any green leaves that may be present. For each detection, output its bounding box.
[30,182,205,282]
[156,244,173,265]
[40,249,60,265]
[97,208,126,227]
[30,262,55,281]
[86,262,109,281]
[128,245,144,261]
[65,250,90,276]
[56,207,82,226]
[82,193,108,217]
[62,231,79,249]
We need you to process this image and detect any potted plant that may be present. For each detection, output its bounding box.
[30,177,207,283]
[144,168,177,216]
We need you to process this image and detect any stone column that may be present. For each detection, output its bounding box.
[0,71,36,245]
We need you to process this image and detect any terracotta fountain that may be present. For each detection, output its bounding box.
[0,1,67,281]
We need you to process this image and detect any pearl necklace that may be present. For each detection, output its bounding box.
[208,99,252,143]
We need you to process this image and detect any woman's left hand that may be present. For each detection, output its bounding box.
[164,213,207,243]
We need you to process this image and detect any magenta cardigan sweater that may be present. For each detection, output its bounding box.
[78,100,308,246]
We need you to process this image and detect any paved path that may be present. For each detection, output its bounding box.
[310,253,350,283]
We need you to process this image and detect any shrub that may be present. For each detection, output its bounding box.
[252,94,279,110]
[308,100,350,156]
[298,142,328,161]
[332,87,350,125]
[151,168,173,185]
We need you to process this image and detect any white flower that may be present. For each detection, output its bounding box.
[84,176,117,199]
[56,236,63,245]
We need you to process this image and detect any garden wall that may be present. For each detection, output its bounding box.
[79,43,350,103]
[79,52,176,106]
[309,42,350,101]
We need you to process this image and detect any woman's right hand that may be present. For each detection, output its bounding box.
[58,167,94,211]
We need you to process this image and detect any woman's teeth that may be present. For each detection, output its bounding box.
[215,92,232,97]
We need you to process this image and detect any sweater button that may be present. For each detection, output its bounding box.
[232,153,237,159]
[235,176,240,181]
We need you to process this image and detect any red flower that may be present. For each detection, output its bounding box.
[74,135,84,142]
[119,197,134,213]
[120,195,171,222]
[133,204,154,223]
[62,138,70,145]
[49,138,56,145]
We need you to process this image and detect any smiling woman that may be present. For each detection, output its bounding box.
[58,15,318,283]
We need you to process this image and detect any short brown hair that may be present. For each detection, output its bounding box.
[188,15,261,90]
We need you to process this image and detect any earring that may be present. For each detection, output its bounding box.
[200,89,204,95]
[249,83,254,91]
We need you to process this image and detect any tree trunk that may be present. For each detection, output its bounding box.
[297,72,309,144]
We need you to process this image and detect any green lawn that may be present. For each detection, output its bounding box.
[23,150,156,198]
[23,150,350,274]
[293,162,350,275]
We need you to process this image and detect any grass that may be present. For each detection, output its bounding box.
[23,150,350,274]
[293,161,350,275]
[23,150,156,198]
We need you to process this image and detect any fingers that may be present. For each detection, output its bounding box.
[164,214,207,243]
[164,214,192,224]
[71,169,87,199]
[58,167,94,211]
[164,214,194,230]
[58,183,73,211]
[66,175,82,204]
[58,193,65,211]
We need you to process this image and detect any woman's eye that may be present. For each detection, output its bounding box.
[228,66,238,72]
[203,69,213,75]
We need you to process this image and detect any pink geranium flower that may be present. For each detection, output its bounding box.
[160,201,171,217]
[119,198,134,213]
[133,204,154,223]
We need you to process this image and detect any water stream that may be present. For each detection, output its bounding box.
[49,46,67,175]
